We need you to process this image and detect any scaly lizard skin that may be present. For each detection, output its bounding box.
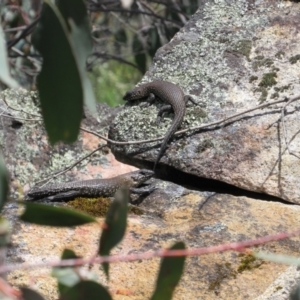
[123,80,196,170]
[26,169,154,201]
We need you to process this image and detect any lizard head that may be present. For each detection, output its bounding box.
[123,87,145,101]
[129,169,154,186]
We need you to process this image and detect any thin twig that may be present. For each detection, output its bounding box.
[6,17,40,50]
[0,226,299,274]
[0,113,41,122]
[4,26,26,32]
[80,95,297,146]
[34,145,107,187]
[11,46,41,66]
[280,96,300,159]
[2,94,42,118]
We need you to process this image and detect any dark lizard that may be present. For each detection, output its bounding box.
[123,80,196,170]
[26,169,154,201]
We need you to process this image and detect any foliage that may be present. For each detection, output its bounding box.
[3,1,300,299]
[88,61,140,107]
[2,0,198,97]
[0,1,190,298]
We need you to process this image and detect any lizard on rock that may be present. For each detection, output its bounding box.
[26,169,154,201]
[123,80,196,170]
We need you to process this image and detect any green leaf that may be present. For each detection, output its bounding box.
[59,280,112,300]
[0,155,9,212]
[115,28,127,44]
[53,269,81,295]
[53,249,81,295]
[57,0,96,113]
[20,287,46,300]
[254,251,300,266]
[20,202,96,226]
[32,0,83,144]
[132,34,146,74]
[99,188,129,278]
[61,249,79,259]
[290,283,300,300]
[148,27,161,58]
[150,242,186,300]
[0,218,11,248]
[0,25,19,88]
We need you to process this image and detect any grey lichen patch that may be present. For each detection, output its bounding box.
[259,72,277,87]
[274,84,292,93]
[249,75,258,83]
[270,92,279,99]
[275,51,285,59]
[232,39,252,61]
[113,101,208,155]
[196,139,214,153]
[184,106,207,126]
[289,54,300,64]
[208,262,237,294]
[252,57,274,72]
[254,87,268,103]
[0,89,106,198]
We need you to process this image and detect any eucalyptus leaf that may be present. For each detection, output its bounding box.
[150,242,186,300]
[132,34,146,73]
[0,155,8,212]
[32,0,83,144]
[59,280,112,300]
[20,202,96,227]
[254,251,300,266]
[291,283,300,300]
[57,0,96,113]
[99,188,129,278]
[0,25,19,88]
[20,287,46,300]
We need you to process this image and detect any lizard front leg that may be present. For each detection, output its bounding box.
[156,104,172,124]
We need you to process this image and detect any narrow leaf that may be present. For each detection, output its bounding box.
[99,188,129,278]
[148,27,161,58]
[290,283,300,300]
[132,34,146,73]
[59,280,112,300]
[32,0,83,144]
[254,251,300,266]
[20,287,45,300]
[0,155,9,212]
[0,218,11,248]
[150,242,186,300]
[52,249,81,295]
[57,0,96,112]
[0,26,19,88]
[20,202,96,226]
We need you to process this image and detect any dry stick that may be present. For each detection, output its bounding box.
[6,94,300,186]
[2,94,42,118]
[0,113,41,122]
[80,95,299,146]
[34,145,107,186]
[0,226,299,274]
[280,97,300,159]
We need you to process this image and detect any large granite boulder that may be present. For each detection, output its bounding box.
[109,0,300,204]
[1,0,300,299]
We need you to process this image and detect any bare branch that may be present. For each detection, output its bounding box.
[0,225,299,274]
[6,17,40,50]
[80,95,298,146]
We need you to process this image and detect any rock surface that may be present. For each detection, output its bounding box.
[109,0,300,204]
[1,0,300,299]
[6,180,300,300]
